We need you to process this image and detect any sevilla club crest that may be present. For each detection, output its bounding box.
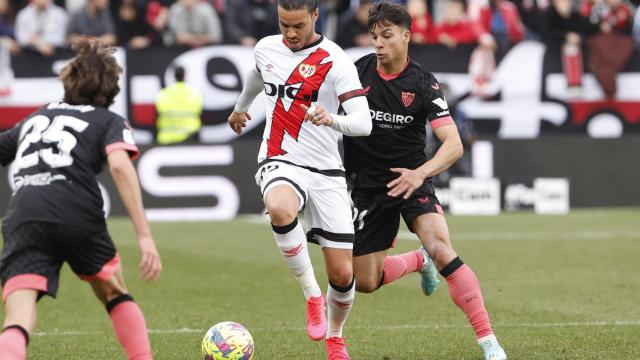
[401,91,415,108]
[298,63,316,78]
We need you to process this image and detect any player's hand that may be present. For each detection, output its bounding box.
[300,104,334,127]
[138,235,162,282]
[228,111,251,135]
[387,168,425,199]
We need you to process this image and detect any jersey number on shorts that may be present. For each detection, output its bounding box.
[267,48,333,157]
[15,115,89,171]
[352,207,368,231]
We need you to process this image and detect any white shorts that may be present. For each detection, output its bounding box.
[256,161,354,249]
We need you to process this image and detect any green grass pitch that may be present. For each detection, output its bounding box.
[1,209,639,359]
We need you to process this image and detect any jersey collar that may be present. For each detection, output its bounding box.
[282,34,324,53]
[376,57,410,81]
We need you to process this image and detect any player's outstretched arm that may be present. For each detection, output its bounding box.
[108,150,162,282]
[387,124,463,199]
[229,67,264,134]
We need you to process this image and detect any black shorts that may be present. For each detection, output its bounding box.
[352,182,443,257]
[0,222,119,302]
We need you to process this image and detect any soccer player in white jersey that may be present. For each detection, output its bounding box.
[227,1,371,359]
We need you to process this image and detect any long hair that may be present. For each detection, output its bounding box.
[60,39,122,108]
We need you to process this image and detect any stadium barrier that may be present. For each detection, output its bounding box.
[1,137,638,219]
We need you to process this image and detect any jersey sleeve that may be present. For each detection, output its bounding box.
[103,116,140,160]
[334,53,367,105]
[423,74,454,130]
[0,124,21,167]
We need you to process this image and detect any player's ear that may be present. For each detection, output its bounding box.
[403,29,411,44]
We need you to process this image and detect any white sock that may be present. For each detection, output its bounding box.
[273,219,321,299]
[326,279,355,338]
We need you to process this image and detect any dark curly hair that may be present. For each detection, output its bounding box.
[60,39,122,108]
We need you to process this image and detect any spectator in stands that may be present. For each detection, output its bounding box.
[67,0,117,46]
[335,0,372,48]
[541,0,588,91]
[15,0,68,56]
[0,0,17,96]
[435,0,480,47]
[225,0,278,47]
[511,0,549,37]
[471,0,526,51]
[582,0,635,98]
[0,0,17,53]
[116,0,153,49]
[634,8,640,43]
[408,0,437,44]
[146,1,170,45]
[167,0,223,47]
[155,66,203,144]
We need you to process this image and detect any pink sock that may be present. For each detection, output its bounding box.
[109,299,153,360]
[0,328,27,360]
[446,264,493,339]
[382,250,423,285]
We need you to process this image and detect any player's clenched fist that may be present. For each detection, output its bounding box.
[300,104,334,127]
[228,111,252,135]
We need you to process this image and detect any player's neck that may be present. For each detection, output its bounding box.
[377,56,409,78]
[303,33,321,47]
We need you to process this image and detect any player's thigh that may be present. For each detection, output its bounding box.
[304,176,354,250]
[352,189,402,258]
[0,222,63,302]
[54,224,125,298]
[353,250,387,293]
[256,162,308,221]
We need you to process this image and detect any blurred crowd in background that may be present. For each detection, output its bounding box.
[0,0,637,52]
[0,0,636,97]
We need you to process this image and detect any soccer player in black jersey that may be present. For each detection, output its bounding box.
[0,40,161,360]
[343,3,507,360]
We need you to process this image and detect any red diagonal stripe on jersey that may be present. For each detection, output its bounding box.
[267,48,333,158]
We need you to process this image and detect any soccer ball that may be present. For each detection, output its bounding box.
[202,321,254,360]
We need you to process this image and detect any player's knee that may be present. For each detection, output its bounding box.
[353,271,380,293]
[327,268,353,288]
[93,282,128,305]
[425,237,457,268]
[266,201,297,226]
[355,278,379,293]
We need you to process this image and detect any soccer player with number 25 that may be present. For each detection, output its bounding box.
[0,40,161,360]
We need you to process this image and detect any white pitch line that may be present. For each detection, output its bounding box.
[237,217,640,242]
[32,320,640,337]
[397,230,640,242]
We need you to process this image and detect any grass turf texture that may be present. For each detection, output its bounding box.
[1,208,639,359]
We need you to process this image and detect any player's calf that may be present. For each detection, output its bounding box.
[106,294,153,360]
[0,325,29,360]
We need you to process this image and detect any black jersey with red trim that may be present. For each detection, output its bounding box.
[0,103,139,235]
[344,53,454,190]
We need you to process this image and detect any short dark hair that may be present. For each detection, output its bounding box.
[367,2,412,31]
[277,0,318,12]
[60,39,121,108]
[175,66,185,82]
